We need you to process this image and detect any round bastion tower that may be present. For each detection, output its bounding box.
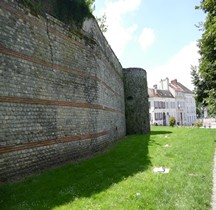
[123,68,150,134]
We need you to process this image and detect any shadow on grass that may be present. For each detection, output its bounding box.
[150,130,172,135]
[1,135,151,209]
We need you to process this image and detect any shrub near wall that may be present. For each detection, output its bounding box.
[0,0,125,181]
[195,121,203,128]
[169,116,176,127]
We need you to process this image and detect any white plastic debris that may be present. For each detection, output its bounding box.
[135,192,141,196]
[153,166,170,173]
[164,144,170,147]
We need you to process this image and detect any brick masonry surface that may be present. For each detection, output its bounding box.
[0,0,126,181]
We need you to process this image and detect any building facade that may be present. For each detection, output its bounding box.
[149,78,196,126]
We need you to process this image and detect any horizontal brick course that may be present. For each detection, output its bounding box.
[0,45,123,99]
[0,131,108,154]
[0,95,123,113]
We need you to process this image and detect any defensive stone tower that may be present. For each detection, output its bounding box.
[123,68,150,135]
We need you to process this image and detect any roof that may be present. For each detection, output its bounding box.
[148,88,174,98]
[169,79,193,94]
[148,79,194,98]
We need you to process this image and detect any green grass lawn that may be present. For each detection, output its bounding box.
[0,127,216,210]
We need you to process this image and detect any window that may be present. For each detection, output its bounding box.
[154,101,159,109]
[155,113,157,120]
[166,102,169,108]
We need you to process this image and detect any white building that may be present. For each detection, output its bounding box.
[149,78,197,126]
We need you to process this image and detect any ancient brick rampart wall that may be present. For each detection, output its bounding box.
[0,0,125,181]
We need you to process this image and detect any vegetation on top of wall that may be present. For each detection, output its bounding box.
[18,0,95,28]
[18,0,42,16]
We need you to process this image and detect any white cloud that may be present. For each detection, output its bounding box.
[139,28,155,50]
[147,41,200,91]
[94,0,141,58]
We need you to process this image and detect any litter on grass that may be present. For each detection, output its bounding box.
[153,166,170,173]
[164,144,170,147]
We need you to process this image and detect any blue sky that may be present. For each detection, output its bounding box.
[93,0,206,90]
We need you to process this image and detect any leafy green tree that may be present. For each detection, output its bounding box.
[191,0,216,115]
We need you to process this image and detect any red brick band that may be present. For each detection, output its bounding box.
[0,44,86,77]
[0,131,108,154]
[0,45,123,99]
[0,96,124,114]
[0,1,123,94]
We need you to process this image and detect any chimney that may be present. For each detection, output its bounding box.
[159,79,163,89]
[171,79,177,86]
[160,78,169,90]
[165,77,169,90]
[153,84,157,94]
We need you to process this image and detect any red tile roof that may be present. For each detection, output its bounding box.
[170,79,193,94]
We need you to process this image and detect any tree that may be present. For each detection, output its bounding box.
[191,0,216,115]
